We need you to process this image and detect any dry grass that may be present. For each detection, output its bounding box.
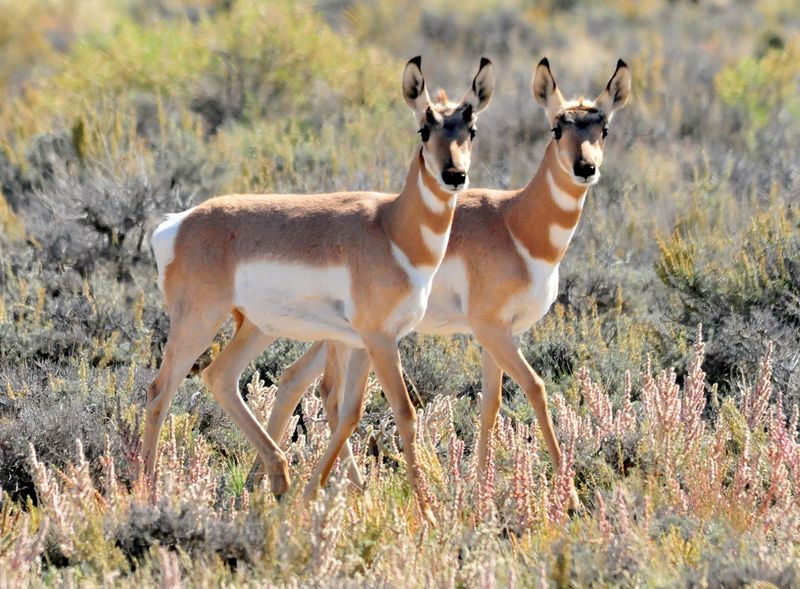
[1,0,798,586]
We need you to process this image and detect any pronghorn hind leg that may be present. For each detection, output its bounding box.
[477,348,503,480]
[144,306,227,481]
[361,333,436,525]
[247,341,328,488]
[303,347,371,500]
[201,317,291,495]
[268,341,329,445]
[473,323,582,512]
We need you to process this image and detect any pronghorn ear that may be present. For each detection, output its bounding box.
[461,57,495,114]
[403,56,431,113]
[532,57,565,121]
[595,60,631,119]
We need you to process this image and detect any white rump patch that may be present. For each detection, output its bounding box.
[233,260,362,347]
[150,208,194,292]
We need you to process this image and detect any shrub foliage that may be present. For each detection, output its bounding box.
[0,0,798,586]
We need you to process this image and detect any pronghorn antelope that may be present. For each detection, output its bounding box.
[255,58,631,510]
[146,57,494,523]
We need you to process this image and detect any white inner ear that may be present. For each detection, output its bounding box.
[596,69,631,115]
[470,71,494,112]
[534,68,564,122]
[404,64,431,112]
[461,62,494,113]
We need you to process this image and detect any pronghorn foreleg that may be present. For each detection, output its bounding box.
[303,347,371,500]
[473,323,582,511]
[322,342,364,489]
[361,333,437,525]
[144,308,226,483]
[477,348,503,480]
[200,318,290,495]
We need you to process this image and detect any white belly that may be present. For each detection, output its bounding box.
[233,260,364,347]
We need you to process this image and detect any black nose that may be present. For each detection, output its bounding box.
[441,169,466,188]
[573,160,596,179]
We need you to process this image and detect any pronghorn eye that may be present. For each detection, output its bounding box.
[419,126,430,142]
[552,126,562,140]
[602,127,609,138]
[469,127,477,140]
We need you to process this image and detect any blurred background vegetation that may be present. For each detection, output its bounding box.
[0,0,798,509]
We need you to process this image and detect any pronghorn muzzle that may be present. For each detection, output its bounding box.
[573,160,596,181]
[441,168,467,189]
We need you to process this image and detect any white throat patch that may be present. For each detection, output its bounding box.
[546,171,586,211]
[418,174,454,214]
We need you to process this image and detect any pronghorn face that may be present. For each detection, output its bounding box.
[533,58,631,186]
[403,56,495,192]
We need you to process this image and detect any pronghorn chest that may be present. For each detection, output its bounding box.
[501,255,560,333]
[497,234,563,333]
[382,176,455,338]
[383,243,442,337]
[415,257,471,335]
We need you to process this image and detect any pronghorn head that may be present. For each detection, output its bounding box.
[403,56,495,192]
[533,58,631,186]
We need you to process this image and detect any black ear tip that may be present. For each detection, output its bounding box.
[538,57,550,69]
[616,59,628,70]
[479,57,492,68]
[408,55,422,68]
